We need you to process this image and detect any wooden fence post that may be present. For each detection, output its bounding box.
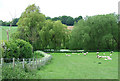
[17,58,19,62]
[39,59,40,64]
[23,58,25,68]
[29,58,31,67]
[13,58,15,68]
[1,58,3,66]
[36,58,37,68]
[33,58,34,68]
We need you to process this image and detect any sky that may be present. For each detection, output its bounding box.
[0,0,119,21]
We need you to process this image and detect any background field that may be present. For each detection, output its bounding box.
[36,52,118,79]
[0,26,17,40]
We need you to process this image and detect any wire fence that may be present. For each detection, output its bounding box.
[0,55,52,69]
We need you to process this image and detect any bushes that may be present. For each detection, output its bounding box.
[2,64,39,79]
[33,51,44,58]
[14,39,33,58]
[1,39,33,59]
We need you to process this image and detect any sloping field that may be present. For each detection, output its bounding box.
[0,26,17,40]
[36,52,118,79]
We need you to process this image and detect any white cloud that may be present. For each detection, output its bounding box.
[0,0,119,21]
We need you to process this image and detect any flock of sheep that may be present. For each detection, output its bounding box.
[65,51,114,60]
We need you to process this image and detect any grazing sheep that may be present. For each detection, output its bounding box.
[107,57,112,60]
[96,52,99,54]
[108,58,112,60]
[84,53,86,56]
[72,53,76,54]
[110,54,112,56]
[110,51,114,53]
[78,54,80,55]
[104,59,107,60]
[107,56,110,59]
[66,54,71,56]
[101,56,107,58]
[68,55,71,56]
[86,52,88,54]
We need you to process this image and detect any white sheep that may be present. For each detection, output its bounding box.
[96,52,99,54]
[84,53,86,56]
[86,52,88,54]
[66,54,71,56]
[68,55,71,56]
[110,54,112,56]
[104,59,107,60]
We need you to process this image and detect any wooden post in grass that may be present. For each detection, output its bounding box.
[39,59,40,64]
[33,58,34,68]
[29,58,31,67]
[36,58,37,68]
[1,58,3,66]
[23,58,25,68]
[17,58,19,62]
[13,58,15,68]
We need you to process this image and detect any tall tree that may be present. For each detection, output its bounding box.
[12,4,46,50]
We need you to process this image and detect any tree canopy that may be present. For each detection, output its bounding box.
[69,14,118,51]
[12,4,69,51]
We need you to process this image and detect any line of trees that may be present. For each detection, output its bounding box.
[10,4,119,51]
[46,15,83,26]
[0,18,19,26]
[0,15,82,27]
[69,14,119,51]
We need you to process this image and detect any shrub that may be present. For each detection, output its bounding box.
[2,64,39,79]
[14,39,33,58]
[0,40,20,59]
[1,39,33,60]
[33,51,44,58]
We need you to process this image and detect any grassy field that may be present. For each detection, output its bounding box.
[0,26,18,40]
[36,52,118,79]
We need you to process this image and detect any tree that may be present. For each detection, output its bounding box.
[12,18,19,26]
[12,4,46,50]
[69,14,118,51]
[66,16,74,26]
[48,20,67,50]
[52,17,60,21]
[74,16,83,22]
[46,16,51,20]
[12,4,68,51]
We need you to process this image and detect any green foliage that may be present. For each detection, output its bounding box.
[12,4,69,50]
[48,20,67,50]
[14,39,33,58]
[48,15,82,26]
[1,39,33,59]
[74,16,83,22]
[12,18,19,26]
[2,64,39,79]
[33,51,44,58]
[69,14,118,51]
[12,4,46,50]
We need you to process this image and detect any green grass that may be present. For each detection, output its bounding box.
[36,52,118,79]
[0,26,18,40]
